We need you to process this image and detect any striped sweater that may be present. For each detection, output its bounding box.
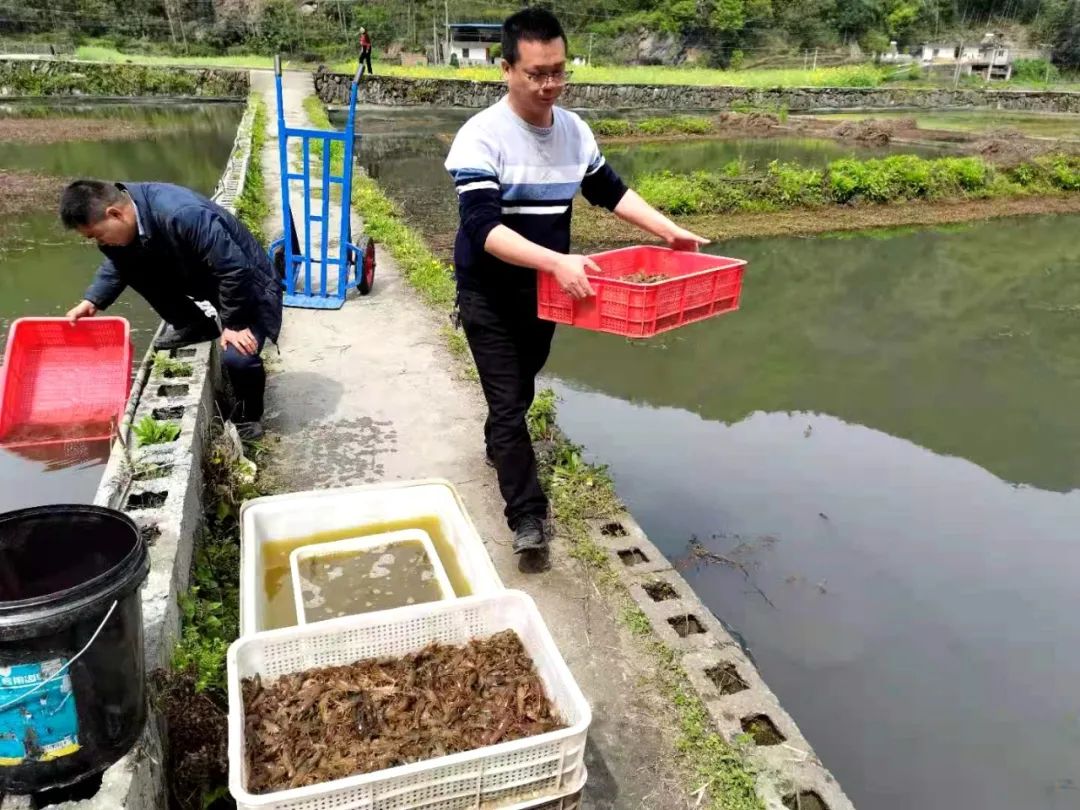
[444,97,627,292]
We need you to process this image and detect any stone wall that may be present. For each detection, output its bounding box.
[314,66,1080,113]
[0,57,248,98]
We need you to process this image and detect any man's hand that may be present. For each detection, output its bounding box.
[66,300,98,325]
[549,254,598,301]
[665,226,710,253]
[221,327,258,356]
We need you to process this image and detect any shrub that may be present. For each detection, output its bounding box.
[591,118,633,137]
[134,415,181,447]
[766,161,825,206]
[636,170,711,214]
[1043,154,1080,190]
[1012,58,1059,84]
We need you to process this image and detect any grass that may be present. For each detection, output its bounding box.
[592,115,715,137]
[161,425,269,808]
[330,60,887,88]
[73,45,284,69]
[133,415,181,447]
[634,153,1080,216]
[152,353,194,378]
[236,96,269,245]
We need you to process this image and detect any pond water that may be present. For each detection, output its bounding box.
[0,100,242,510]
[347,105,934,256]
[350,104,1080,808]
[812,109,1080,140]
[544,215,1080,810]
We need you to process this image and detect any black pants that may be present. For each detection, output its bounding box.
[359,49,373,75]
[142,285,267,423]
[458,288,556,530]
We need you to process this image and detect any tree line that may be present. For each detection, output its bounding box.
[1,0,1077,68]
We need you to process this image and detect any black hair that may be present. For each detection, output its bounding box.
[501,8,567,65]
[59,180,126,229]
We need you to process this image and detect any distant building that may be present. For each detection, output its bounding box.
[446,23,501,65]
[918,35,1049,81]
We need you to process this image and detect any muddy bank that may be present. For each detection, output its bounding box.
[573,192,1080,247]
[591,112,1079,166]
[0,169,63,216]
[0,116,185,144]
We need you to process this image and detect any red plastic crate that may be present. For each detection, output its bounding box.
[537,246,746,338]
[0,317,133,447]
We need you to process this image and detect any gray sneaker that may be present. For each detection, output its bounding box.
[513,516,548,555]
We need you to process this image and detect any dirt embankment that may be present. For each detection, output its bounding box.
[593,111,1080,165]
[573,193,1080,247]
[0,117,177,145]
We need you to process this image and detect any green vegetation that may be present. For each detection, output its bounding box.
[74,45,281,68]
[159,425,269,809]
[0,59,243,97]
[236,97,269,245]
[592,115,714,137]
[133,415,180,447]
[635,153,1080,215]
[331,61,888,88]
[1012,57,1061,84]
[152,354,194,377]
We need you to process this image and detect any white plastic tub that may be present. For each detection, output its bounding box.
[227,590,590,810]
[240,479,504,635]
[290,529,456,624]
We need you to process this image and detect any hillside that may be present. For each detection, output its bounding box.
[1,0,1077,69]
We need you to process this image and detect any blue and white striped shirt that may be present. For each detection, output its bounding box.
[445,97,627,292]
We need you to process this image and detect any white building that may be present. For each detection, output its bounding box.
[446,23,501,65]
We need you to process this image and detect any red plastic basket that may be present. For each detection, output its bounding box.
[0,317,133,448]
[537,246,746,338]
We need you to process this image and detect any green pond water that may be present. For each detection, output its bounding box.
[0,100,242,510]
[349,105,1080,810]
[813,109,1080,140]
[544,214,1080,810]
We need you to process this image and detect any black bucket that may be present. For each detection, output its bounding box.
[0,505,150,794]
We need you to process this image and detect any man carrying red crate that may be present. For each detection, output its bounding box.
[445,8,707,556]
[60,180,283,441]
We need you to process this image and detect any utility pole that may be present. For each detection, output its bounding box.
[432,1,439,64]
[812,48,818,70]
[588,32,594,65]
[444,0,450,65]
[953,39,964,88]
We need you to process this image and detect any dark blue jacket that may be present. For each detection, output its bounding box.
[85,182,283,341]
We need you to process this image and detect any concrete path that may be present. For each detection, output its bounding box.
[251,69,692,809]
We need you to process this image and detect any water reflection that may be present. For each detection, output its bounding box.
[0,101,242,506]
[548,388,1080,810]
[544,213,1080,809]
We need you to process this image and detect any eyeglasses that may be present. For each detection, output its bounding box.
[522,70,572,86]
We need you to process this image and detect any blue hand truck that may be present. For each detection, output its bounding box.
[268,55,375,309]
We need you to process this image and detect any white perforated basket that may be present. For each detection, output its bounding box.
[290,529,456,625]
[227,590,590,810]
[240,480,505,635]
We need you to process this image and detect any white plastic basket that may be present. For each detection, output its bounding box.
[290,529,456,624]
[227,590,590,810]
[240,480,505,635]
[500,767,586,810]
